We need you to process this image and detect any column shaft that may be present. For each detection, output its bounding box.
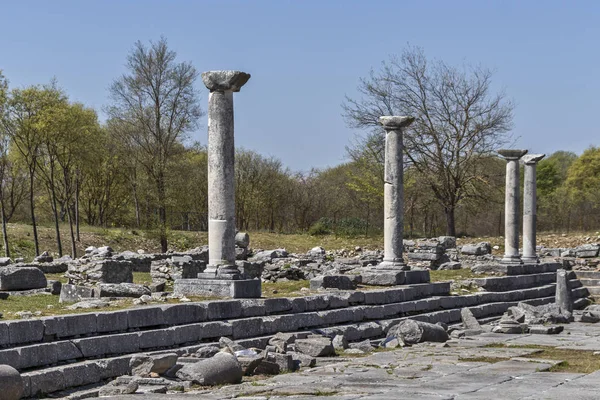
[522,164,537,261]
[503,159,520,262]
[383,129,404,264]
[207,91,236,270]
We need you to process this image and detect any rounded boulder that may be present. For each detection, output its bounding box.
[0,364,24,400]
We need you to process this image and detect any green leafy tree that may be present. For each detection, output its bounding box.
[343,46,514,236]
[107,37,203,252]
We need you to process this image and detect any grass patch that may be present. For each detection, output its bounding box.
[429,269,479,282]
[133,272,153,285]
[0,294,131,319]
[262,280,310,298]
[481,343,600,374]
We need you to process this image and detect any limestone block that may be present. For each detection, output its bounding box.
[139,329,175,349]
[294,337,335,357]
[207,300,242,320]
[0,266,46,290]
[27,368,65,397]
[231,317,263,339]
[127,306,164,329]
[7,319,44,345]
[310,275,356,290]
[96,310,129,333]
[460,242,492,256]
[59,284,94,303]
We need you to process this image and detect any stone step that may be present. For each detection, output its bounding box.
[5,276,590,398]
[21,293,562,398]
[0,282,451,349]
[570,279,583,289]
[574,270,600,279]
[1,282,579,375]
[505,262,561,276]
[578,278,600,287]
[585,286,600,295]
[470,272,557,292]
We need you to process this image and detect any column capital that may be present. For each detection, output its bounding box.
[202,70,251,92]
[522,153,546,165]
[497,149,528,161]
[379,116,415,131]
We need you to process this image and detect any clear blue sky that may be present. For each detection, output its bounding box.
[1,1,598,171]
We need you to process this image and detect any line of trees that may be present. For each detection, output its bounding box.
[0,41,598,258]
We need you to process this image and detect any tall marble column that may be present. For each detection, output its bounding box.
[522,154,545,263]
[202,70,250,278]
[377,116,414,270]
[498,149,528,265]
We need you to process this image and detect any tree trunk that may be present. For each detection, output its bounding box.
[75,170,80,241]
[67,203,77,258]
[444,206,456,237]
[132,183,141,228]
[29,168,40,256]
[49,165,63,257]
[157,175,168,253]
[1,197,9,258]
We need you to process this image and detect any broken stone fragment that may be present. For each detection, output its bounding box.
[387,319,449,345]
[175,352,242,385]
[460,308,482,331]
[294,337,335,357]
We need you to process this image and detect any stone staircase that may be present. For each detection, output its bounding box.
[0,264,590,398]
[574,270,600,302]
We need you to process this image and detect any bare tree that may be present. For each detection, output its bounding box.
[108,37,203,252]
[343,46,514,236]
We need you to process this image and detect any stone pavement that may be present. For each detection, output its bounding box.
[103,323,600,400]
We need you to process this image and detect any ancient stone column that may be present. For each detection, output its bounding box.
[377,116,414,270]
[202,71,250,278]
[497,149,528,265]
[521,154,545,263]
[555,269,573,316]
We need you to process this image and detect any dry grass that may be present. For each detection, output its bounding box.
[481,343,600,374]
[2,222,599,262]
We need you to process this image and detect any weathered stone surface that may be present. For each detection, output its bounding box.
[460,242,492,256]
[555,269,573,315]
[98,380,138,396]
[0,364,24,400]
[130,354,154,376]
[310,275,356,290]
[529,325,564,334]
[174,278,261,298]
[202,70,251,92]
[332,334,348,350]
[575,244,600,258]
[59,284,94,303]
[461,308,482,331]
[387,319,448,344]
[0,266,47,290]
[95,283,151,298]
[176,352,242,385]
[67,260,133,284]
[439,261,462,270]
[294,337,335,357]
[235,232,250,248]
[150,256,205,282]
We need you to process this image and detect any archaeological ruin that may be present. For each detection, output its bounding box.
[0,82,599,399]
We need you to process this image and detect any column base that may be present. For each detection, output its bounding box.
[500,255,523,265]
[521,256,540,264]
[173,278,261,298]
[372,260,411,271]
[198,264,242,280]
